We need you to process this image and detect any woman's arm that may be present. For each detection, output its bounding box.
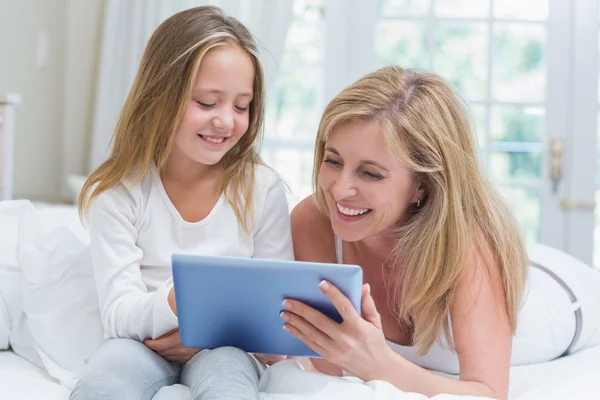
[366,250,511,400]
[290,196,344,376]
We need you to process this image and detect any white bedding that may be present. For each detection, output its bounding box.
[2,201,600,399]
[2,345,600,399]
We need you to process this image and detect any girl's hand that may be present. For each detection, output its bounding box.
[253,354,317,371]
[281,281,394,380]
[144,329,201,364]
[253,353,288,365]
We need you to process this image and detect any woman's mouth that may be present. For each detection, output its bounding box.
[336,202,372,221]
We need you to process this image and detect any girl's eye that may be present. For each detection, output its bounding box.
[197,102,215,108]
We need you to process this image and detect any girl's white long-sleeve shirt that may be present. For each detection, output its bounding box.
[87,164,294,341]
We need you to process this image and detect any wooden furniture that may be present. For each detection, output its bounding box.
[0,92,21,200]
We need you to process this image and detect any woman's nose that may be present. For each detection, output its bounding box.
[331,173,358,199]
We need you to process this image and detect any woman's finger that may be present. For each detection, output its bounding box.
[282,299,342,339]
[318,280,362,327]
[282,311,335,350]
[361,283,382,329]
[283,323,328,358]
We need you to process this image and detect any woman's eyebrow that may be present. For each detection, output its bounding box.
[361,160,389,172]
[325,147,389,171]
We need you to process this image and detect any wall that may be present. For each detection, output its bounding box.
[62,0,103,200]
[0,0,103,202]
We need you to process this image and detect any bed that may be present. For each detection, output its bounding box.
[1,200,599,399]
[2,345,600,399]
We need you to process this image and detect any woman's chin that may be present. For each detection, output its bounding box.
[331,223,367,243]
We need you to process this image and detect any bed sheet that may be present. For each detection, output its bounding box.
[0,350,70,400]
[2,346,600,400]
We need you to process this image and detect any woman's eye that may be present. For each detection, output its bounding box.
[234,105,249,112]
[324,158,341,167]
[363,171,383,180]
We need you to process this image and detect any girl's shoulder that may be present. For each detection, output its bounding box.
[89,169,155,219]
[252,163,283,190]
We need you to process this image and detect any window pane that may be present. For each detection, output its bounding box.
[262,148,314,208]
[469,104,487,150]
[265,69,322,140]
[598,31,600,105]
[281,22,323,68]
[595,190,600,268]
[379,0,430,16]
[435,23,488,101]
[494,0,549,21]
[293,0,324,22]
[490,151,541,181]
[491,105,545,142]
[597,110,600,188]
[492,24,546,102]
[376,21,429,69]
[434,0,490,19]
[497,186,540,243]
[596,112,600,268]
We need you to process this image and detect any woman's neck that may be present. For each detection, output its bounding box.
[356,229,398,261]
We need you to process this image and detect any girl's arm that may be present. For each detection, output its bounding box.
[251,176,294,260]
[89,185,178,342]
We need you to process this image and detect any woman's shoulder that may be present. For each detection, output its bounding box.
[290,195,329,229]
[290,195,337,263]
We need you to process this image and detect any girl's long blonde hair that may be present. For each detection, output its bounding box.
[313,66,527,354]
[79,6,265,232]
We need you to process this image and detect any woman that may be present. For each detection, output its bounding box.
[275,66,600,400]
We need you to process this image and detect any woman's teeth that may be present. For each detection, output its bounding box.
[336,203,371,216]
[201,135,225,144]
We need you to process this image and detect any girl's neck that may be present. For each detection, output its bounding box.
[162,155,222,185]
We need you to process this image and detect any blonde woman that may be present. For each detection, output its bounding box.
[278,66,600,399]
[70,6,292,400]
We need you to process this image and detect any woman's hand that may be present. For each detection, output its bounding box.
[144,329,201,364]
[281,281,394,380]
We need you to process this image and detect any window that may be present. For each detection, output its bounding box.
[263,0,325,209]
[373,0,548,243]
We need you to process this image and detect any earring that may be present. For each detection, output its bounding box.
[417,199,421,208]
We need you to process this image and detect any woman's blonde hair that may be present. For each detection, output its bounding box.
[313,66,527,354]
[79,6,265,232]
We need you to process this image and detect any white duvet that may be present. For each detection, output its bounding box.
[2,345,600,400]
[1,201,600,399]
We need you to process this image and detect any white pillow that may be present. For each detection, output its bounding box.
[20,207,104,390]
[526,243,600,354]
[0,200,43,367]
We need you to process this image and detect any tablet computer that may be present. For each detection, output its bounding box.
[171,254,363,357]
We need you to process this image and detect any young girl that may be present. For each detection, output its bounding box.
[70,6,293,400]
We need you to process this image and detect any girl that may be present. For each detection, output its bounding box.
[70,6,293,400]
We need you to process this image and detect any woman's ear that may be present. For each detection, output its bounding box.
[412,179,426,204]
